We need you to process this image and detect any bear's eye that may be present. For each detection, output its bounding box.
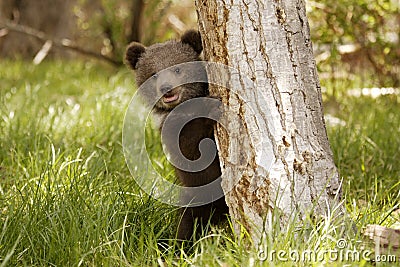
[174,67,181,74]
[151,73,158,79]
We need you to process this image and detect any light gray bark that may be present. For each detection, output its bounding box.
[195,0,342,244]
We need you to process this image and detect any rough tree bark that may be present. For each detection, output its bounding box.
[195,0,342,244]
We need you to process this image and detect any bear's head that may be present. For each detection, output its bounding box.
[125,30,208,112]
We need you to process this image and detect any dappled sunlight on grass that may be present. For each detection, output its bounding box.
[323,79,400,230]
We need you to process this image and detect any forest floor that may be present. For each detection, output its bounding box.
[0,60,399,266]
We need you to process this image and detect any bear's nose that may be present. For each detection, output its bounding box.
[160,84,173,94]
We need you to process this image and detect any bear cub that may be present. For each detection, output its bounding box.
[125,30,228,240]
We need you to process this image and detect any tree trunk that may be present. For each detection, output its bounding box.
[128,0,145,43]
[195,0,342,244]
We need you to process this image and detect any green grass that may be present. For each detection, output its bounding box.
[0,60,399,266]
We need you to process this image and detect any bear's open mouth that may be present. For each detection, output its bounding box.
[162,92,179,103]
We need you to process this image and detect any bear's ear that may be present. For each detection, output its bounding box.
[125,42,146,70]
[181,30,203,54]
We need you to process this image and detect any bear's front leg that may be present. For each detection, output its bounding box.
[177,207,195,241]
[177,200,228,240]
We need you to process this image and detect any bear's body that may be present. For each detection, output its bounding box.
[125,30,228,240]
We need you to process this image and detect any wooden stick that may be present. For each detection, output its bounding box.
[364,224,400,256]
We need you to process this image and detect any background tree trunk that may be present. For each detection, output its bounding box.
[128,0,145,43]
[195,0,342,244]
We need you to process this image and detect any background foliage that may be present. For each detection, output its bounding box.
[307,0,399,87]
[0,0,399,86]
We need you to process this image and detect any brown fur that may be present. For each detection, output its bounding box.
[125,30,228,240]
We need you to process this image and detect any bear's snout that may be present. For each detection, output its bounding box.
[160,84,173,94]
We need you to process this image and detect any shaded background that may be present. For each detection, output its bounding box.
[0,0,399,87]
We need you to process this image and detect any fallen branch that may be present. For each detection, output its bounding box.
[363,224,400,256]
[0,19,122,66]
[33,40,53,65]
